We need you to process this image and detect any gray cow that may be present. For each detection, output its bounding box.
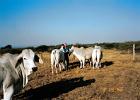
[70,46,93,68]
[92,45,103,69]
[0,49,43,100]
[51,48,65,74]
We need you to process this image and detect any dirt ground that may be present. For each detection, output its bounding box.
[9,49,140,100]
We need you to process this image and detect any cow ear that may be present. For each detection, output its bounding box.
[34,54,43,64]
[34,54,39,62]
[15,57,23,68]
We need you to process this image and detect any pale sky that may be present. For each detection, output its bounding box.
[0,0,140,47]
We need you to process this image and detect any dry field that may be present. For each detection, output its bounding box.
[10,49,140,100]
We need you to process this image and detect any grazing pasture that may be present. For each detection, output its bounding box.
[0,49,140,100]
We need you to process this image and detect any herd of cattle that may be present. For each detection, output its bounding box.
[51,45,102,73]
[0,45,102,100]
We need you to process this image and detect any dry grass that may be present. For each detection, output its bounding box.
[11,49,140,100]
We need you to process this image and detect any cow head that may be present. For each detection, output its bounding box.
[16,49,39,75]
[69,45,75,53]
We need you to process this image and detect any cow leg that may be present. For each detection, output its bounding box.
[93,61,96,69]
[99,62,101,68]
[62,60,66,70]
[82,59,85,68]
[55,64,58,73]
[96,57,101,69]
[80,60,83,69]
[92,53,96,69]
[90,60,92,67]
[92,58,96,69]
[59,63,62,72]
[96,54,100,69]
[62,62,66,70]
[3,85,14,100]
[95,61,99,69]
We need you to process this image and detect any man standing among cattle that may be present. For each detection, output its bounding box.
[61,43,70,70]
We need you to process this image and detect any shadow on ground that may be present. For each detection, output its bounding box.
[69,61,80,69]
[101,61,114,67]
[69,61,114,69]
[14,77,95,100]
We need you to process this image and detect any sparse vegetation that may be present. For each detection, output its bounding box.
[1,41,140,54]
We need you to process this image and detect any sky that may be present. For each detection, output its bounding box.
[0,0,140,47]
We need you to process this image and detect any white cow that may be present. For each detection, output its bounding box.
[0,49,42,100]
[92,45,103,69]
[70,46,93,68]
[51,47,66,74]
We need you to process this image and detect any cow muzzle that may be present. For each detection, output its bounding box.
[32,67,38,72]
